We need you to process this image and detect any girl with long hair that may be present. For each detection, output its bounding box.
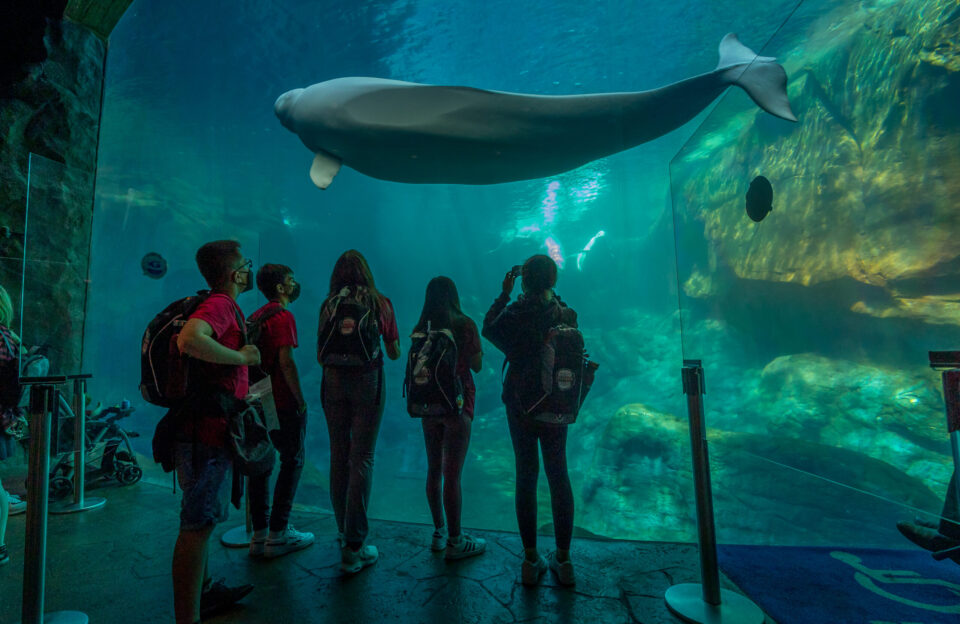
[411,276,484,559]
[317,250,400,574]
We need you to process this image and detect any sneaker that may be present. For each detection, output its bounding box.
[199,579,253,619]
[548,551,576,586]
[445,533,486,560]
[264,525,315,559]
[897,521,960,552]
[248,529,268,558]
[521,554,547,586]
[0,545,8,566]
[431,527,447,552]
[8,494,26,516]
[340,544,378,574]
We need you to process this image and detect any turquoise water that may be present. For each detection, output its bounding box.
[72,0,960,544]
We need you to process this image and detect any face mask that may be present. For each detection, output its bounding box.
[287,282,301,303]
[237,271,253,293]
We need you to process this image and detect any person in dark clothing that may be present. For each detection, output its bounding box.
[482,254,577,586]
[411,276,485,559]
[246,263,314,558]
[174,240,259,624]
[317,250,401,574]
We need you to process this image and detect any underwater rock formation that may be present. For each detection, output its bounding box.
[0,19,104,375]
[671,0,960,326]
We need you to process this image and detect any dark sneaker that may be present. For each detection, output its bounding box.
[548,551,576,586]
[521,554,547,586]
[199,579,253,619]
[897,521,960,552]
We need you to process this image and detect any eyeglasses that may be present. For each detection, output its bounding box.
[233,259,253,274]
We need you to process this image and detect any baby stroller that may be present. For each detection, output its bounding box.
[48,397,143,499]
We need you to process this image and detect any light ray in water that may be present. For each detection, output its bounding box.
[541,180,560,224]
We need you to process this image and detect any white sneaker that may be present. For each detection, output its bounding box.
[445,533,486,560]
[521,554,547,586]
[8,494,26,516]
[430,527,447,552]
[264,525,315,558]
[340,544,378,574]
[548,551,575,586]
[248,529,268,557]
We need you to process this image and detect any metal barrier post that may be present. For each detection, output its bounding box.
[18,377,89,624]
[665,360,764,624]
[51,375,105,514]
[220,488,253,548]
[928,352,960,562]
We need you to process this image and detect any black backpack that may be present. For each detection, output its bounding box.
[140,291,222,407]
[404,323,463,417]
[246,304,285,385]
[317,286,381,366]
[516,323,598,425]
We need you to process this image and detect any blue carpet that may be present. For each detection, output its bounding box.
[718,545,960,624]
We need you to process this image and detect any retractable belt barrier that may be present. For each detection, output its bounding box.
[50,375,106,515]
[664,360,765,624]
[928,352,960,563]
[18,377,89,624]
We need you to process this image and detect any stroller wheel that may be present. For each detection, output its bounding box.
[50,476,73,500]
[119,464,142,485]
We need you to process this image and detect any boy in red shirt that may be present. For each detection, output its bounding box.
[246,263,314,557]
[174,240,260,624]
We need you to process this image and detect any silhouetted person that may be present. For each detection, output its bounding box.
[173,241,259,624]
[247,264,314,558]
[482,254,578,586]
[317,250,400,574]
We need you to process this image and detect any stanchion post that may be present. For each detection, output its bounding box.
[21,384,53,624]
[220,487,253,548]
[51,374,105,515]
[18,376,90,624]
[665,360,764,624]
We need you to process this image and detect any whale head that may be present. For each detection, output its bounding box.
[274,88,304,131]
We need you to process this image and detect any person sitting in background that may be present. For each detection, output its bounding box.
[897,469,960,563]
[246,263,314,558]
[410,276,485,559]
[482,254,579,587]
[172,241,260,624]
[0,283,24,566]
[317,250,400,574]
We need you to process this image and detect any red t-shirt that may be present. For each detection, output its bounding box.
[455,318,482,418]
[378,295,400,346]
[250,301,299,412]
[184,292,248,446]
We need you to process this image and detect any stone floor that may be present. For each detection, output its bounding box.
[0,475,773,623]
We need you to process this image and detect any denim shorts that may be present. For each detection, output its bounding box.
[175,442,232,530]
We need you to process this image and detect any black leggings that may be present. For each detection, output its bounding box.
[507,408,574,551]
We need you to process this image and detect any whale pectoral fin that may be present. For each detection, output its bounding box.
[310,151,342,189]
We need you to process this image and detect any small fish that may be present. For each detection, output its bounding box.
[544,237,565,269]
[746,175,773,222]
[141,252,167,279]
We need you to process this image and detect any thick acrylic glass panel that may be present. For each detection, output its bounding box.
[22,153,93,378]
[88,0,814,539]
[670,0,960,545]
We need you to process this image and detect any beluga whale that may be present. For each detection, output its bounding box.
[275,33,796,189]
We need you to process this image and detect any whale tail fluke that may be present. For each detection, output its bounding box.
[717,33,797,122]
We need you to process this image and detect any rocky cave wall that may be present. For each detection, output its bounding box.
[0,19,106,375]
